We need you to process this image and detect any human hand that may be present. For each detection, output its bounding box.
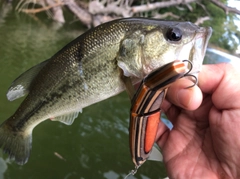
[156,63,240,179]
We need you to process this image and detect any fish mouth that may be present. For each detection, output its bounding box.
[189,27,212,76]
[176,26,212,77]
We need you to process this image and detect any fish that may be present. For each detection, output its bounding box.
[0,17,212,165]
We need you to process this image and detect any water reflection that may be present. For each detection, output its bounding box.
[0,1,12,27]
[0,156,8,179]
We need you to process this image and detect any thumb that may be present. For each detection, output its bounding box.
[162,78,202,111]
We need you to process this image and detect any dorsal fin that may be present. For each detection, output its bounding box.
[6,59,49,101]
[51,111,81,125]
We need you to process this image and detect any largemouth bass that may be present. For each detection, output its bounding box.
[0,18,212,165]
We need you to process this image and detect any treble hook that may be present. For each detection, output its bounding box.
[182,60,198,88]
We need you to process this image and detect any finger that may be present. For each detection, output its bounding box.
[162,78,202,112]
[198,64,225,94]
[155,117,169,147]
[156,121,169,149]
[199,63,240,109]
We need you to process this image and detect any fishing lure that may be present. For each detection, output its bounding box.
[127,60,196,176]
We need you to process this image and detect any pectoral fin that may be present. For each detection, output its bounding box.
[7,59,49,101]
[51,111,80,125]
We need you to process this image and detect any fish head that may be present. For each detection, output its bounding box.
[141,21,212,77]
[117,20,212,79]
[173,23,212,77]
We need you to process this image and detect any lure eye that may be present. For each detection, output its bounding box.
[166,28,182,41]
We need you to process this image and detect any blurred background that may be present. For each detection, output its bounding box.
[0,0,239,179]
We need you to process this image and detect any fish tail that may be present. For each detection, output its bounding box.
[0,120,32,165]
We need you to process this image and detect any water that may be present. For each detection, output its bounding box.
[0,3,167,179]
[204,48,240,67]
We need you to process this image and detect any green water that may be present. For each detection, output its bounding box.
[0,3,167,179]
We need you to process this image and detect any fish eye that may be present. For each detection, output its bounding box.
[166,28,182,41]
